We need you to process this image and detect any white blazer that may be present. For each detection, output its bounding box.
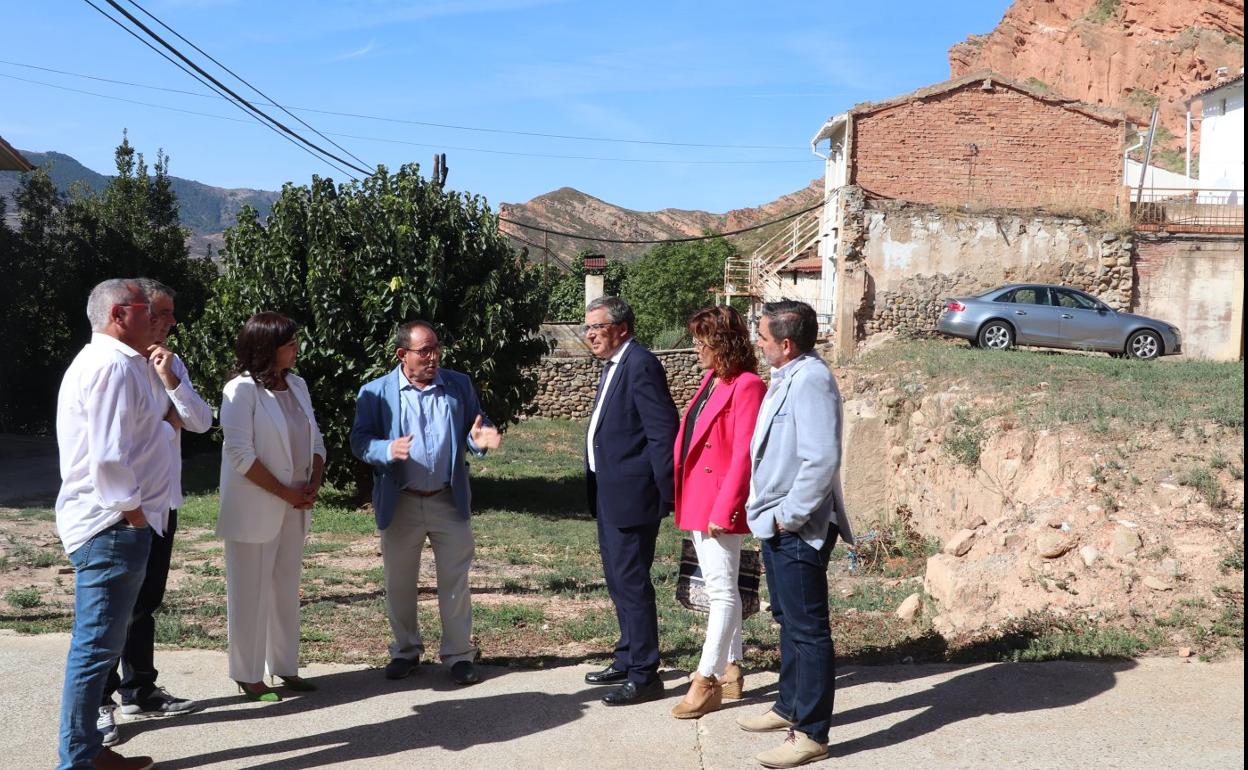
[217,372,326,543]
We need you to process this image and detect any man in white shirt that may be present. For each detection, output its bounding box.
[97,279,212,747]
[55,278,166,770]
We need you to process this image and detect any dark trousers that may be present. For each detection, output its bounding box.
[596,515,661,686]
[763,527,838,745]
[102,509,177,705]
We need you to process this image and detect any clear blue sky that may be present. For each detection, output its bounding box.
[1,0,1010,213]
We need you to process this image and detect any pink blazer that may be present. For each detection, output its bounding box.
[673,369,766,534]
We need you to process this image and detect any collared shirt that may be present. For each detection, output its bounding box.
[585,338,632,473]
[148,353,213,512]
[750,354,812,497]
[397,369,453,492]
[55,333,172,553]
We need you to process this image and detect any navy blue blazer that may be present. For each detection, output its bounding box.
[350,365,488,530]
[586,341,678,528]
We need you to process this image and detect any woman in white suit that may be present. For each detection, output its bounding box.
[218,312,325,701]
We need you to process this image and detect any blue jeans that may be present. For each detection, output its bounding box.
[762,528,838,745]
[58,523,152,770]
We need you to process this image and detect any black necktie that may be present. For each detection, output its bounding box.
[591,360,614,415]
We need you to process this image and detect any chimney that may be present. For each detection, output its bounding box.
[583,254,607,307]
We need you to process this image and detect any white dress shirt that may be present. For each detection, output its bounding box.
[56,333,173,553]
[586,338,632,473]
[149,353,213,511]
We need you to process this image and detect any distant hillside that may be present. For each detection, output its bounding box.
[498,180,824,265]
[0,150,281,256]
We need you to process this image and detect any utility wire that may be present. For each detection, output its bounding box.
[3,72,818,166]
[122,0,372,170]
[0,58,807,152]
[498,198,824,244]
[78,0,356,179]
[93,0,370,176]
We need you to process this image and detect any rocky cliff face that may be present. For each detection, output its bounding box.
[498,179,822,263]
[950,0,1244,171]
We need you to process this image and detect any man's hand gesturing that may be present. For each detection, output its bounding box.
[390,434,414,461]
[470,414,502,450]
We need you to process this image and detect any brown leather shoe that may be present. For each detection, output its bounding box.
[722,661,745,699]
[94,747,155,770]
[756,730,828,768]
[671,671,723,719]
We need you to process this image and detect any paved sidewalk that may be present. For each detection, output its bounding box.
[0,633,1241,769]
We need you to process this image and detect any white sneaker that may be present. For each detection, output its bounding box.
[97,704,120,747]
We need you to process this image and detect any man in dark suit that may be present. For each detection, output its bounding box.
[582,296,679,706]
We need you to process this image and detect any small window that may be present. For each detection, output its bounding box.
[1053,289,1099,310]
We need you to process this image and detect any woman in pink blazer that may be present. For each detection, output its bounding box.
[670,305,766,719]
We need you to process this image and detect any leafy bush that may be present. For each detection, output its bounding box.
[182,164,548,488]
[5,587,42,609]
[622,235,736,345]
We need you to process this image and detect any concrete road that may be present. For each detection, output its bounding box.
[0,633,1241,769]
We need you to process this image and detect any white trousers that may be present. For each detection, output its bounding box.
[381,490,476,665]
[223,508,305,682]
[691,530,744,678]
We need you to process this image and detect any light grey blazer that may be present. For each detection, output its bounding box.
[746,352,854,549]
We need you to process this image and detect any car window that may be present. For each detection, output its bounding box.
[1053,289,1099,310]
[1008,287,1048,305]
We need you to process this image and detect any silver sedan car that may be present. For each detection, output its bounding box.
[936,284,1181,360]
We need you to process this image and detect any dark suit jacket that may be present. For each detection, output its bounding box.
[586,341,678,528]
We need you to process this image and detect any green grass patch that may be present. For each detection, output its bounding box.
[5,587,42,609]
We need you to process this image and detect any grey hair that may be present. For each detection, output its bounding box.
[394,319,436,349]
[86,279,146,332]
[134,277,176,300]
[761,300,818,354]
[585,296,634,334]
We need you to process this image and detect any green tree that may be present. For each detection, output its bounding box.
[182,163,548,488]
[545,249,629,321]
[621,234,735,345]
[0,135,215,432]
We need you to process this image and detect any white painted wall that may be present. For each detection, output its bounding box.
[1198,82,1245,192]
[1124,159,1195,197]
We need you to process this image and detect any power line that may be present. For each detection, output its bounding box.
[92,0,371,176]
[3,72,819,166]
[78,0,356,179]
[123,0,372,170]
[0,58,807,152]
[498,198,824,244]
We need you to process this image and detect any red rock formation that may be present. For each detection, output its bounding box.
[950,0,1244,164]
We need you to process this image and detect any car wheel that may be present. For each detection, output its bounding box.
[1126,330,1161,360]
[977,320,1014,351]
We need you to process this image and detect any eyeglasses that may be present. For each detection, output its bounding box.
[112,302,150,315]
[692,339,710,350]
[402,345,442,359]
[582,322,617,335]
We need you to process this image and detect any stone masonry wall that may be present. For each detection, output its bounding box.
[523,350,703,419]
[851,83,1122,211]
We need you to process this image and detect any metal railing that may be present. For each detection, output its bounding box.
[1132,188,1244,233]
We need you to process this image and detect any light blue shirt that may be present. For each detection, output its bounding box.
[399,370,453,492]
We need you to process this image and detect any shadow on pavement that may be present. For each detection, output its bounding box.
[123,665,612,769]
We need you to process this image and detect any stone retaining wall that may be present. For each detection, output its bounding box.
[523,349,703,419]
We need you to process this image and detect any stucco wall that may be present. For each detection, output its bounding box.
[1134,236,1244,360]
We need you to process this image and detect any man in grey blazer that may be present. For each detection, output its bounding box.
[738,301,853,769]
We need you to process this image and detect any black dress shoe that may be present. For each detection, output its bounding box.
[585,665,628,685]
[602,678,664,706]
[451,660,481,685]
[384,657,417,680]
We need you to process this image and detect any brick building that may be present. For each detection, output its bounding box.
[847,71,1126,212]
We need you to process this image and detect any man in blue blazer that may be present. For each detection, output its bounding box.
[350,320,501,686]
[582,296,679,706]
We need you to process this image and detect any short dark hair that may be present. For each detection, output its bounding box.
[394,320,438,349]
[231,311,298,390]
[585,296,634,334]
[762,300,818,353]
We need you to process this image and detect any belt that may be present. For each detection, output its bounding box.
[401,486,450,498]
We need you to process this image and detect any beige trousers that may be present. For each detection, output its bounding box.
[381,490,477,665]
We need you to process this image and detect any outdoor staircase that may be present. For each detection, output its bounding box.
[723,190,830,307]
